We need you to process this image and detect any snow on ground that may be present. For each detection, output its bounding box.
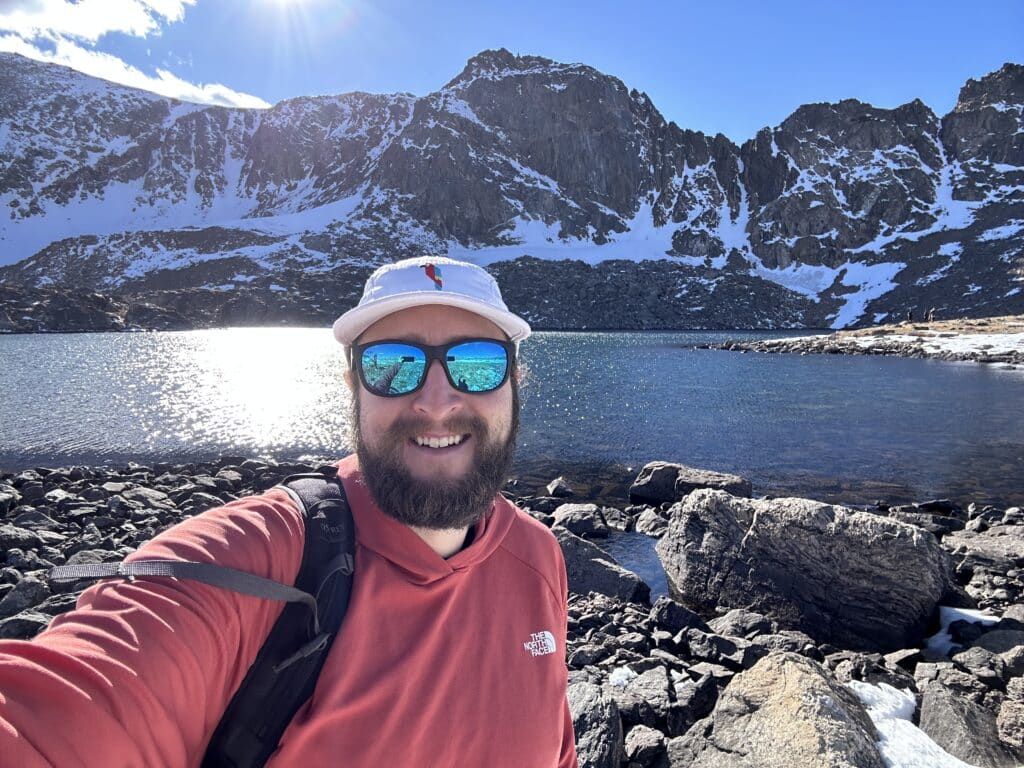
[924,606,1000,657]
[845,605,1004,767]
[847,681,981,768]
[846,331,1024,358]
[448,208,677,266]
[748,259,906,328]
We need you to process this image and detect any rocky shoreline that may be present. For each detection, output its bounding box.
[1,457,1022,767]
[707,315,1024,370]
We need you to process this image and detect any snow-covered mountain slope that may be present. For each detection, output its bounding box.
[1,49,1022,330]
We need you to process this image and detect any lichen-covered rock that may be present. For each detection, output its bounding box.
[568,681,623,768]
[656,490,954,652]
[669,653,884,768]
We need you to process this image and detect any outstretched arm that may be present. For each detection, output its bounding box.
[0,488,304,767]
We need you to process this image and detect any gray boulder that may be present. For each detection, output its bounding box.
[629,462,751,505]
[624,724,666,766]
[668,653,884,768]
[555,527,650,603]
[553,503,610,539]
[603,666,672,728]
[635,509,667,536]
[918,666,1022,767]
[568,681,623,768]
[656,490,953,652]
[0,577,50,620]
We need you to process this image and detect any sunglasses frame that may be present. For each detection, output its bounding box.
[352,337,515,398]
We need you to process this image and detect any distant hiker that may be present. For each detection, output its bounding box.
[0,257,578,767]
[907,308,914,323]
[926,307,935,322]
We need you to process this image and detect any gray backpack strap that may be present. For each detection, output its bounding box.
[50,561,321,632]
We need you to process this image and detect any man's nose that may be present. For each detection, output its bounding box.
[411,360,461,418]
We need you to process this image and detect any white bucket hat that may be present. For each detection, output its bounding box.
[332,256,532,346]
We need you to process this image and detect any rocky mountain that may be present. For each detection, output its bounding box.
[1,49,1022,332]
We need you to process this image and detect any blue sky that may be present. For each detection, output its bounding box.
[1,0,1022,142]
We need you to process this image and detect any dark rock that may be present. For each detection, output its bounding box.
[0,577,50,619]
[553,503,610,539]
[629,462,751,505]
[624,724,666,766]
[667,673,718,736]
[0,609,51,640]
[629,462,682,505]
[650,597,710,635]
[707,609,775,640]
[0,523,44,551]
[555,527,650,603]
[604,666,671,729]
[919,671,1021,767]
[546,476,575,498]
[601,507,632,532]
[656,490,953,652]
[568,681,623,768]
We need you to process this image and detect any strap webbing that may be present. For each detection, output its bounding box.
[49,560,321,633]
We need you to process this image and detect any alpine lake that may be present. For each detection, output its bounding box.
[2,327,1023,510]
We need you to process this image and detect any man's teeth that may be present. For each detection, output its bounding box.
[415,434,464,448]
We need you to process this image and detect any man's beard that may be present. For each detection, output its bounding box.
[352,383,519,530]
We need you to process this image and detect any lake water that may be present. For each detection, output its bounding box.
[2,328,1023,507]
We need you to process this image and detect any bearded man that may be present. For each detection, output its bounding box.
[0,257,578,767]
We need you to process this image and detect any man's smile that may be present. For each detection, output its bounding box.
[413,433,469,449]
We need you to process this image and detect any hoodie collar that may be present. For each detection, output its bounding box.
[336,454,514,585]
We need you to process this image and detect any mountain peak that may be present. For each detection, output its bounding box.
[953,62,1024,113]
[443,48,586,90]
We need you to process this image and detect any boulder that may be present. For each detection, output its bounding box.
[629,462,751,505]
[656,490,954,652]
[918,669,1022,767]
[997,678,1024,752]
[629,462,682,505]
[0,577,50,620]
[649,597,710,635]
[568,681,623,768]
[624,724,666,765]
[0,524,44,551]
[546,476,575,498]
[555,528,650,603]
[553,503,610,539]
[635,509,667,536]
[669,653,884,768]
[604,666,671,728]
[708,609,775,640]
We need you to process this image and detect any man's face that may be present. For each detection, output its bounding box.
[350,304,519,530]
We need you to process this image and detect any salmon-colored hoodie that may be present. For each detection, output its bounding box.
[0,455,577,767]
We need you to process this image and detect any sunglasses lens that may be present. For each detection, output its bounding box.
[360,343,426,396]
[445,341,509,393]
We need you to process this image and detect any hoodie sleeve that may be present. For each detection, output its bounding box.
[0,488,305,768]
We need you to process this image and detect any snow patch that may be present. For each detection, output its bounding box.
[847,681,981,768]
[977,219,1024,242]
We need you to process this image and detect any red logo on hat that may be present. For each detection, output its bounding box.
[423,264,443,290]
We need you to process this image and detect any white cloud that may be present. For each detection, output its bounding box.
[0,0,271,109]
[0,0,190,42]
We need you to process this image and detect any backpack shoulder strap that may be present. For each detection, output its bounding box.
[49,469,356,768]
[202,469,356,767]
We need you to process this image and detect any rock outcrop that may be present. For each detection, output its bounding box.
[2,52,1024,331]
[655,489,955,652]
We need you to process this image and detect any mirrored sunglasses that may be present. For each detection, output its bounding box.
[353,338,514,397]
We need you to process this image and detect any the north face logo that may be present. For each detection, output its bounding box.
[523,630,557,657]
